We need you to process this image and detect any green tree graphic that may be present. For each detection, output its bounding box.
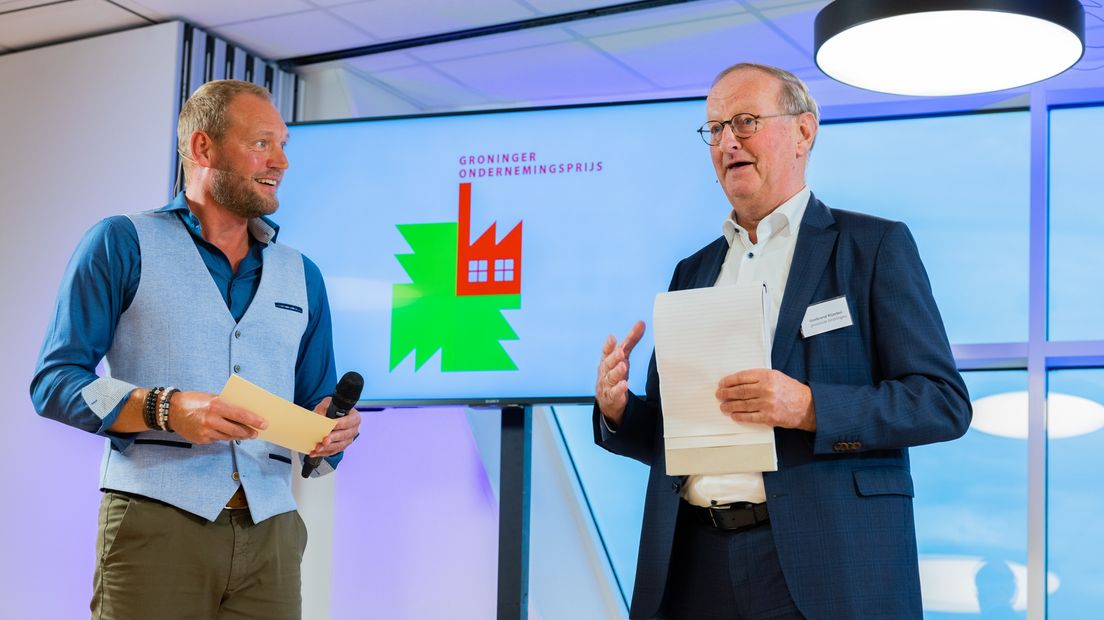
[389,222,520,372]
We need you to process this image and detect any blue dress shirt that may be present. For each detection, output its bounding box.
[30,193,338,452]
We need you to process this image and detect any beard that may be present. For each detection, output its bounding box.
[210,168,278,219]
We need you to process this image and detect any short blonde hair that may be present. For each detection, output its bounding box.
[177,80,273,160]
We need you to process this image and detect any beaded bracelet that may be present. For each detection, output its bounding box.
[143,387,164,430]
[158,387,179,433]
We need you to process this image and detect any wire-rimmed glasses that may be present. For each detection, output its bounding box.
[697,113,798,145]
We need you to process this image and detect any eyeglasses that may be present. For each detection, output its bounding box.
[697,113,798,145]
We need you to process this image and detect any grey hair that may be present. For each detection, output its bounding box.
[712,63,819,123]
[177,79,274,160]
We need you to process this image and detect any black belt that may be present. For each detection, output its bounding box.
[689,501,770,532]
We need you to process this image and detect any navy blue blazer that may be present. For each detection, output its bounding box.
[594,195,971,619]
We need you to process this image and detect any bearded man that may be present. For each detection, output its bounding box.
[31,80,360,620]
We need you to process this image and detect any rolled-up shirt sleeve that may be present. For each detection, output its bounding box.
[32,213,346,464]
[30,216,141,450]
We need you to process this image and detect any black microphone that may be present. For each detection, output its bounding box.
[301,371,364,478]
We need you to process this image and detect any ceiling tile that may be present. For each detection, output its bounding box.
[522,0,636,14]
[585,12,760,89]
[567,0,738,37]
[586,3,818,89]
[407,26,573,63]
[0,0,147,50]
[434,39,655,103]
[300,0,374,7]
[123,0,311,27]
[342,50,422,73]
[743,0,827,10]
[6,0,1100,115]
[211,9,375,59]
[365,64,500,109]
[1030,59,1104,93]
[747,7,828,77]
[0,0,65,11]
[329,0,537,41]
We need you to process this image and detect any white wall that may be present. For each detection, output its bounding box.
[0,22,183,617]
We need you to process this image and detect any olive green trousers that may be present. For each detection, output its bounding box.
[92,491,307,619]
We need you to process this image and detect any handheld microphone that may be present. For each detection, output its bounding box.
[301,371,364,478]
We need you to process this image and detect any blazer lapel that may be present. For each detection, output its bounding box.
[772,195,837,370]
[685,237,728,290]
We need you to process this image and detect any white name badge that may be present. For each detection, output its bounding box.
[801,296,853,338]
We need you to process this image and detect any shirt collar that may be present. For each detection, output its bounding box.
[722,186,810,247]
[159,191,280,245]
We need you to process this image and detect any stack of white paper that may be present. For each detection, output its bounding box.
[653,284,777,476]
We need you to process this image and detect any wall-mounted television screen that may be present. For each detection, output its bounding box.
[277,99,1028,406]
[277,99,727,405]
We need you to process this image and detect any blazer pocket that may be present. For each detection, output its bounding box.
[853,467,914,498]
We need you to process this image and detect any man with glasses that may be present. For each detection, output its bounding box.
[594,63,971,619]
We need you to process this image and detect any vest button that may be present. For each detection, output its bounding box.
[233,364,241,373]
[235,330,241,338]
[231,471,240,481]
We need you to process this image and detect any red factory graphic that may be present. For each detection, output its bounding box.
[455,182,523,297]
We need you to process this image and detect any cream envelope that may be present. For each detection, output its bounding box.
[219,374,337,454]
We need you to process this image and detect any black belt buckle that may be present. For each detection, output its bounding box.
[703,501,769,532]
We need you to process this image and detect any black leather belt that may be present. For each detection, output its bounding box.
[690,501,770,532]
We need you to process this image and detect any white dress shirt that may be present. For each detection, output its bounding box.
[682,186,809,508]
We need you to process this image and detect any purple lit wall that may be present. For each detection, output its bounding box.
[330,407,499,618]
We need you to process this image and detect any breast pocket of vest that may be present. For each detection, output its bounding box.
[261,306,309,352]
